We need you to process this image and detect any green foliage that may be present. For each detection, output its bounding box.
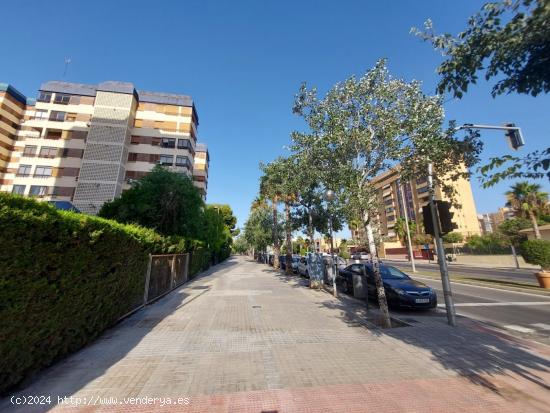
[413,0,550,98]
[520,239,550,271]
[505,181,548,218]
[465,233,511,254]
[232,235,249,254]
[497,217,533,246]
[99,166,204,240]
[412,233,433,246]
[209,204,238,236]
[0,193,184,393]
[244,204,280,252]
[394,218,417,243]
[188,247,212,276]
[442,231,464,244]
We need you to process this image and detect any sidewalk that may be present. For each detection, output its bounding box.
[2,256,549,412]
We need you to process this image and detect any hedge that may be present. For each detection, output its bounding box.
[0,194,185,393]
[520,239,550,271]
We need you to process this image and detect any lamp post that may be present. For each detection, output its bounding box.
[324,189,338,297]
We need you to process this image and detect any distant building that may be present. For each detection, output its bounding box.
[314,237,343,253]
[0,81,208,213]
[351,164,481,246]
[478,214,493,234]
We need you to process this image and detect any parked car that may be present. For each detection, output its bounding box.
[337,263,437,309]
[291,255,301,273]
[352,253,370,260]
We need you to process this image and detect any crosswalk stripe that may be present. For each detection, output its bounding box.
[503,325,535,333]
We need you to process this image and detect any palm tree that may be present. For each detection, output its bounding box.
[259,171,282,269]
[506,182,549,240]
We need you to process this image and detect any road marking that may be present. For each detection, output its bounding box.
[531,323,550,330]
[437,301,550,308]
[414,276,550,299]
[502,325,536,334]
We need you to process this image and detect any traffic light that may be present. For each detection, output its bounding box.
[422,204,435,236]
[504,123,525,150]
[422,201,457,236]
[437,201,458,234]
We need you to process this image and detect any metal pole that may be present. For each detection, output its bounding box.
[329,213,337,297]
[399,181,416,273]
[427,163,456,326]
[511,245,520,269]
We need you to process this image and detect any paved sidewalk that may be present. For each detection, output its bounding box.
[2,256,550,412]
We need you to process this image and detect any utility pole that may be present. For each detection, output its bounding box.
[399,180,416,273]
[427,163,456,326]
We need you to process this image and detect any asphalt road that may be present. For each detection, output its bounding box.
[390,276,550,343]
[382,259,538,286]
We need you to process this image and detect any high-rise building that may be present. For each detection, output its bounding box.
[0,81,209,213]
[350,164,481,245]
[192,143,209,200]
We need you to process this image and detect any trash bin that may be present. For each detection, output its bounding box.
[352,274,367,299]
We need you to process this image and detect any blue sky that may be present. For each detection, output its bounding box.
[2,0,548,233]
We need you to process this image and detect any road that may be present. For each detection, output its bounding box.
[390,275,550,344]
[382,258,538,286]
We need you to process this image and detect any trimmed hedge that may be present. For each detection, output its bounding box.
[0,194,185,393]
[521,239,550,271]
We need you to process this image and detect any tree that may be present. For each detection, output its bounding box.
[394,217,417,245]
[505,181,549,239]
[497,217,532,246]
[232,235,249,255]
[412,0,550,98]
[243,203,279,253]
[442,232,464,244]
[259,166,282,269]
[209,204,238,236]
[291,60,480,328]
[99,166,203,240]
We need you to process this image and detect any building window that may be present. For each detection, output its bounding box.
[17,165,32,176]
[159,154,173,166]
[39,147,58,158]
[177,139,191,150]
[416,177,428,185]
[387,215,395,222]
[65,113,77,121]
[34,166,53,177]
[37,91,52,103]
[384,199,393,206]
[49,111,66,122]
[34,109,48,120]
[23,145,37,157]
[176,155,190,167]
[54,94,71,105]
[417,186,430,194]
[161,138,175,148]
[29,185,49,197]
[12,185,26,195]
[45,130,63,140]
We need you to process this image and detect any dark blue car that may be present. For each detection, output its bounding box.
[337,263,437,309]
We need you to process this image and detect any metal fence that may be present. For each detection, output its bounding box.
[143,253,190,304]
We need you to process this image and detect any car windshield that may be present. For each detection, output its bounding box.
[379,266,410,280]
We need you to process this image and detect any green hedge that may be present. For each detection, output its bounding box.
[189,247,212,277]
[0,194,185,394]
[521,239,550,271]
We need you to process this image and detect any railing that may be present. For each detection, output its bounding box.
[143,253,190,304]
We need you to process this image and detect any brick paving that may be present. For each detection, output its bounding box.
[2,256,550,412]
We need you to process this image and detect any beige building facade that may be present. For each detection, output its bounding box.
[351,165,481,245]
[0,81,209,213]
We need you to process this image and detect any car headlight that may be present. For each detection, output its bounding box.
[394,288,406,296]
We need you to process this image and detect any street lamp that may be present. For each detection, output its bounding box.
[324,189,338,298]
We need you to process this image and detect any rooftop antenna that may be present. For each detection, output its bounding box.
[63,58,72,79]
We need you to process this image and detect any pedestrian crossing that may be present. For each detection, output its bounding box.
[502,323,550,335]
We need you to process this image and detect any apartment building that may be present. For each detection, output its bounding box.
[192,143,209,200]
[0,84,29,176]
[351,165,481,245]
[0,81,208,214]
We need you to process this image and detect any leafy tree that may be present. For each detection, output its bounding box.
[291,60,480,328]
[521,239,550,271]
[209,204,238,236]
[243,203,280,253]
[442,232,464,244]
[413,233,433,246]
[465,233,511,254]
[203,205,232,258]
[505,181,549,239]
[497,217,532,246]
[394,217,417,245]
[412,0,550,98]
[99,166,203,240]
[232,235,249,254]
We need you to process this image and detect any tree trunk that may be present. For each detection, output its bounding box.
[308,209,314,252]
[363,210,392,328]
[272,200,280,268]
[285,201,293,275]
[529,211,541,239]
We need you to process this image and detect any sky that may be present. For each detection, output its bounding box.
[2,0,548,234]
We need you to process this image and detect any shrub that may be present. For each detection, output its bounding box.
[442,232,464,243]
[0,194,184,393]
[520,239,550,271]
[464,233,510,254]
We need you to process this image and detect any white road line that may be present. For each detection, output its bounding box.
[437,301,550,308]
[503,325,536,334]
[531,323,550,330]
[414,276,550,299]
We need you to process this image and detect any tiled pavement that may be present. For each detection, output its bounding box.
[2,256,550,412]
